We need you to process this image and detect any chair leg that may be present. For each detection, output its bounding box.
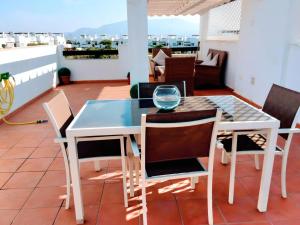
[207,174,213,225]
[191,177,195,189]
[221,149,229,165]
[65,163,71,210]
[94,161,101,172]
[121,157,128,208]
[128,157,135,197]
[228,135,238,204]
[281,153,288,198]
[191,177,197,189]
[60,149,71,210]
[141,179,148,225]
[134,158,140,186]
[254,155,260,170]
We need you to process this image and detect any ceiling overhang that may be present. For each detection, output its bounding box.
[148,0,234,16]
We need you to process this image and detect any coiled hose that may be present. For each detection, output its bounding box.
[0,72,47,125]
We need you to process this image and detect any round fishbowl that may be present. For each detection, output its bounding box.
[153,85,181,111]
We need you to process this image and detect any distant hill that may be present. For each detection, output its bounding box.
[66,18,199,39]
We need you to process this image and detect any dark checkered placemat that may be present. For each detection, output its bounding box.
[175,96,272,122]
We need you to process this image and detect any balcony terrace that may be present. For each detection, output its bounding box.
[0,83,300,225]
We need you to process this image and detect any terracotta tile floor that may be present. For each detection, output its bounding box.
[0,82,300,225]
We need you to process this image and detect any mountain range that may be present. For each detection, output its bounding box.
[66,18,199,38]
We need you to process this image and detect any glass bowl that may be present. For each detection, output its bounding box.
[153,85,181,111]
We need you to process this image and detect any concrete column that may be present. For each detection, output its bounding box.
[280,0,300,87]
[127,0,149,85]
[199,12,209,58]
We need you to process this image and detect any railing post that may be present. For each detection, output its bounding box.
[199,12,209,59]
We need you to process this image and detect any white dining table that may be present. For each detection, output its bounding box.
[66,95,279,224]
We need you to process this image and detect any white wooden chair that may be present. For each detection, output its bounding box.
[43,90,135,209]
[220,84,300,204]
[130,109,222,225]
[130,81,187,189]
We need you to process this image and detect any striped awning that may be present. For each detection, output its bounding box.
[148,0,234,16]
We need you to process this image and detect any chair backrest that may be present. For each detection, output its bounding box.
[207,49,228,68]
[141,109,221,164]
[138,81,186,98]
[164,57,195,78]
[43,91,74,139]
[152,48,172,58]
[262,84,300,139]
[164,57,195,96]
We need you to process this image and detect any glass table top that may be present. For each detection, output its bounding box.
[70,96,274,130]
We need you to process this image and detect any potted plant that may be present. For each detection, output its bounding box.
[130,84,138,99]
[58,67,71,85]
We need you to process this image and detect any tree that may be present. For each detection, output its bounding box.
[100,39,112,49]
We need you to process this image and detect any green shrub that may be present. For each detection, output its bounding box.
[27,43,48,46]
[100,39,112,49]
[130,84,138,99]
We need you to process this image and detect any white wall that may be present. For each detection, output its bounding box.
[59,44,130,81]
[0,46,58,116]
[0,44,132,117]
[284,45,300,91]
[281,0,300,92]
[202,0,300,106]
[233,0,292,105]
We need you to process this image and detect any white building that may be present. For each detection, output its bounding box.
[36,33,53,45]
[0,32,66,48]
[0,33,6,48]
[53,33,66,45]
[4,33,15,48]
[14,33,30,47]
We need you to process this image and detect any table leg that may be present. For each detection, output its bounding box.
[68,136,84,224]
[257,127,278,212]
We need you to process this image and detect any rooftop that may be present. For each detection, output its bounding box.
[0,83,300,225]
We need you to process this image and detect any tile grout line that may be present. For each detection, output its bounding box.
[215,201,228,224]
[0,144,40,189]
[51,198,65,225]
[174,194,185,225]
[0,172,14,190]
[9,185,37,225]
[7,139,55,224]
[95,166,108,225]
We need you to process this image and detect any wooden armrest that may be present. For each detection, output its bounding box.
[195,60,203,64]
[150,59,159,66]
[128,135,140,158]
[195,64,221,69]
[278,128,300,134]
[54,137,67,143]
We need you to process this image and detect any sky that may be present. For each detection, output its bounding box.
[0,0,199,33]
